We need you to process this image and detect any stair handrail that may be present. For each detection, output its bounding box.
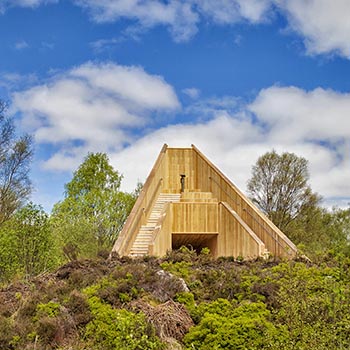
[191,145,297,257]
[220,201,266,257]
[148,201,172,256]
[209,175,291,254]
[112,144,168,256]
[150,201,170,245]
[210,174,293,256]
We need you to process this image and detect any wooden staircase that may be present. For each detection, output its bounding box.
[129,193,181,257]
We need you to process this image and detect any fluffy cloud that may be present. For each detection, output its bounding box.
[75,0,350,57]
[276,0,350,57]
[3,0,350,58]
[11,63,350,207]
[248,86,350,200]
[74,0,350,57]
[12,62,179,171]
[0,0,56,11]
[14,40,29,50]
[74,0,271,42]
[182,88,200,99]
[249,86,350,142]
[111,86,350,207]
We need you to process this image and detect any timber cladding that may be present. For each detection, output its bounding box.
[112,145,298,259]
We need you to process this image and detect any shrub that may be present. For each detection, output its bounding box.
[0,316,14,349]
[64,290,92,327]
[160,261,192,279]
[184,300,283,350]
[84,295,164,350]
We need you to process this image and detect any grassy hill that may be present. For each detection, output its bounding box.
[1,248,350,349]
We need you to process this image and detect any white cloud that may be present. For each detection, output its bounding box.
[110,87,350,208]
[11,62,350,207]
[74,0,198,42]
[3,0,350,59]
[74,0,271,42]
[0,0,57,12]
[75,0,350,57]
[248,86,350,198]
[249,86,350,143]
[0,72,38,90]
[182,87,200,99]
[236,0,272,23]
[276,0,350,58]
[14,40,29,50]
[71,62,179,110]
[90,38,121,52]
[195,0,271,24]
[41,41,55,50]
[110,112,263,192]
[12,61,180,171]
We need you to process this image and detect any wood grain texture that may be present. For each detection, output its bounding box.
[112,145,298,259]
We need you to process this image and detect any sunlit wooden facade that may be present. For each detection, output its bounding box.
[112,145,297,259]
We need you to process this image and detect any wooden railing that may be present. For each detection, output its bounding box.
[191,145,297,258]
[210,174,292,256]
[149,202,172,257]
[219,202,265,258]
[111,144,168,256]
[113,144,297,258]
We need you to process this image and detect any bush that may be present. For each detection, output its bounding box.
[184,300,283,350]
[84,296,164,350]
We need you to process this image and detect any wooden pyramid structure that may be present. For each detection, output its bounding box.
[112,145,297,259]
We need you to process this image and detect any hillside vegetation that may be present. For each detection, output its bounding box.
[1,248,350,350]
[1,107,350,349]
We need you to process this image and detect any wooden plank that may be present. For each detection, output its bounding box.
[113,144,297,259]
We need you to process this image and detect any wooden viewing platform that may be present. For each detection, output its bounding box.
[111,145,297,259]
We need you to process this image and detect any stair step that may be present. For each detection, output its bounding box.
[129,192,181,257]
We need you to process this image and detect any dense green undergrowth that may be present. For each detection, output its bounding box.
[1,248,350,349]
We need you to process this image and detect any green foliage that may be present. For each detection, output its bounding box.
[0,202,58,281]
[2,245,350,349]
[85,295,163,350]
[36,301,61,318]
[160,261,192,279]
[0,224,19,280]
[0,316,14,349]
[268,262,350,349]
[247,150,321,233]
[184,300,282,350]
[288,207,350,259]
[83,272,140,307]
[51,152,136,260]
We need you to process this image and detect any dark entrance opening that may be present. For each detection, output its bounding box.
[172,233,218,257]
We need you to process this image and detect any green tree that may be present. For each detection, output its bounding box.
[0,100,33,224]
[51,152,136,260]
[247,150,321,233]
[324,207,350,253]
[270,262,350,349]
[0,202,58,281]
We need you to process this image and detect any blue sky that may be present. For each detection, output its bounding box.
[1,0,350,211]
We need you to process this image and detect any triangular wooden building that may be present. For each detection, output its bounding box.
[112,145,297,259]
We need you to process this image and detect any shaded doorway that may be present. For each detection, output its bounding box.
[172,233,218,257]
